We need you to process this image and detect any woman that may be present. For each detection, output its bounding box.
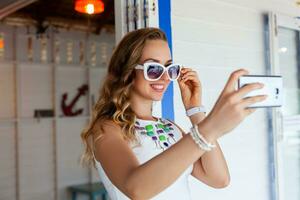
[81,28,267,200]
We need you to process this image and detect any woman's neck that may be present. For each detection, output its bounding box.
[130,93,154,120]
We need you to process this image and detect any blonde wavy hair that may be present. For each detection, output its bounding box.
[81,28,167,168]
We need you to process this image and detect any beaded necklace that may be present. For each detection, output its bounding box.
[134,118,177,151]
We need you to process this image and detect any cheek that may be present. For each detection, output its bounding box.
[133,71,149,91]
[134,71,147,84]
[132,71,171,98]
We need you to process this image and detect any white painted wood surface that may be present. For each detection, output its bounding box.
[171,0,300,200]
[0,25,114,200]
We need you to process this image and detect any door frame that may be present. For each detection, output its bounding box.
[267,12,300,200]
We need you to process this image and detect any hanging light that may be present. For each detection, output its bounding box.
[74,0,104,15]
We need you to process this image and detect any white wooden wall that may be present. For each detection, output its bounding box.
[171,0,300,200]
[0,25,114,200]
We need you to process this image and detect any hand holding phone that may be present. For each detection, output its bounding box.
[197,69,269,141]
[238,75,283,108]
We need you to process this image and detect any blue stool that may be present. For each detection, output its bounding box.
[68,182,108,200]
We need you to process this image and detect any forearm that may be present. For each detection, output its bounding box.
[126,131,206,199]
[126,112,224,199]
[200,141,230,185]
[193,116,230,187]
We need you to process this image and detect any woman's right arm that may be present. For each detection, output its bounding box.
[94,69,267,200]
[94,120,208,200]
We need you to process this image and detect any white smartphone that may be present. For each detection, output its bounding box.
[238,75,283,108]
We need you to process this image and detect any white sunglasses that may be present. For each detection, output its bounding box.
[134,62,182,81]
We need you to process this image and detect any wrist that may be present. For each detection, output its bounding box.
[189,112,206,125]
[185,103,202,110]
[186,105,206,117]
[197,118,218,142]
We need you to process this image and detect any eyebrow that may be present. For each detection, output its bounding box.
[142,58,173,65]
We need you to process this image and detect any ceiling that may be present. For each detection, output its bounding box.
[1,0,115,34]
[0,0,19,9]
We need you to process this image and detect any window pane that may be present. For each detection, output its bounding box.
[278,28,300,116]
[278,27,300,200]
[282,130,300,200]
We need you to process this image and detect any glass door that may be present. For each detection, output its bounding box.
[268,13,300,200]
[278,27,300,200]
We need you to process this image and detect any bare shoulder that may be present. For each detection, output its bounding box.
[92,119,123,141]
[92,120,125,161]
[92,119,140,196]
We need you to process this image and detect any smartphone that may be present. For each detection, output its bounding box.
[238,75,283,108]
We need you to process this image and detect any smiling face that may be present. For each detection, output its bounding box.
[132,39,172,101]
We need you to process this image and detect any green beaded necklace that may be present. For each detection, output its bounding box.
[135,118,177,151]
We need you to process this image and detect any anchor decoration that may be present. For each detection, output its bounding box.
[61,84,88,117]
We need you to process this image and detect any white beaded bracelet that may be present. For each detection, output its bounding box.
[190,131,211,151]
[190,128,211,151]
[193,125,216,149]
[190,125,216,151]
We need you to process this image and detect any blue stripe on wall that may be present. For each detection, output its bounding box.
[158,0,174,121]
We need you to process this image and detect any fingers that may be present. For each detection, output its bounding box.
[228,95,264,123]
[180,68,200,83]
[240,95,268,108]
[181,74,197,81]
[181,67,192,72]
[181,68,197,77]
[233,82,264,99]
[181,71,197,80]
[180,67,193,76]
[221,69,249,96]
[244,108,257,115]
[180,75,201,87]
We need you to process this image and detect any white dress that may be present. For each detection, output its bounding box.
[94,117,194,200]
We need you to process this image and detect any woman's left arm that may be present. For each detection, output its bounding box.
[181,112,230,188]
[178,68,230,188]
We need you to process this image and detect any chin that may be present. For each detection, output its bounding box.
[146,86,167,101]
[152,96,163,101]
[150,93,165,101]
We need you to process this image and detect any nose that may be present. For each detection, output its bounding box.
[160,71,169,81]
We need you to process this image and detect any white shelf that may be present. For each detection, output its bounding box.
[0,24,114,200]
[0,60,108,69]
[0,115,91,123]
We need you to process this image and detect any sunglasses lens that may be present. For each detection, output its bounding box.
[147,64,164,80]
[168,65,181,79]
